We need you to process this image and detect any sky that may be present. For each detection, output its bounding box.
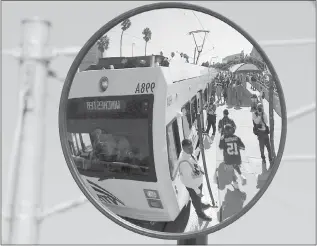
[1,1,315,245]
[100,8,253,64]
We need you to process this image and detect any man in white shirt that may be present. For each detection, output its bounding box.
[178,139,212,221]
[252,103,273,168]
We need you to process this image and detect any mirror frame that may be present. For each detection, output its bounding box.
[59,1,287,240]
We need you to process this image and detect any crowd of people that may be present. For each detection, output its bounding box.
[175,71,275,222]
[211,71,247,107]
[211,70,277,108]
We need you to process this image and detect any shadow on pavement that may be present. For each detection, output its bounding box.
[256,161,271,189]
[218,188,247,221]
[217,162,235,190]
[164,201,191,233]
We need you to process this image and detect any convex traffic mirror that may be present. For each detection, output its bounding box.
[59,2,287,240]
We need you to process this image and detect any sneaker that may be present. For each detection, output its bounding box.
[197,212,212,222]
[201,203,212,210]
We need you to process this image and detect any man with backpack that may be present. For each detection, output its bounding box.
[252,103,273,168]
[218,109,236,137]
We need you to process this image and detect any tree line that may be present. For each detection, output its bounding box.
[96,18,191,62]
[201,54,267,72]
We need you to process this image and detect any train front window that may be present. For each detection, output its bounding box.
[66,94,156,183]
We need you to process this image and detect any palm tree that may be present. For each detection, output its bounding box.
[96,35,110,58]
[142,27,152,56]
[120,18,131,56]
[171,52,175,58]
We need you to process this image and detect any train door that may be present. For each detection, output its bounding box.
[166,118,189,210]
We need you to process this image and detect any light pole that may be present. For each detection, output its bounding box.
[2,17,82,244]
[7,17,51,244]
[132,42,135,57]
[188,30,210,65]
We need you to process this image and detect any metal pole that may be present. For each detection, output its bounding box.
[268,77,276,160]
[8,17,51,244]
[132,43,135,57]
[177,235,208,245]
[177,91,214,245]
[196,92,216,207]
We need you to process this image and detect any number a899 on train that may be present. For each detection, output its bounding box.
[66,55,217,225]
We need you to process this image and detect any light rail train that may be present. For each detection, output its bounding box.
[66,55,218,225]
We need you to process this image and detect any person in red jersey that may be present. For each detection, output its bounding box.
[219,124,247,190]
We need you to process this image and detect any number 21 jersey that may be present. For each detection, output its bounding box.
[219,135,245,165]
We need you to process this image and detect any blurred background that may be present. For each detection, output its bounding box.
[2,1,316,244]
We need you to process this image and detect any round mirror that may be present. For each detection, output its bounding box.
[59,2,287,240]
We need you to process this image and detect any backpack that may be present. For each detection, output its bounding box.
[253,114,269,136]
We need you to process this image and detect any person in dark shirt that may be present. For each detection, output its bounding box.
[219,124,247,190]
[215,78,221,103]
[222,80,228,104]
[218,109,236,136]
[251,74,256,91]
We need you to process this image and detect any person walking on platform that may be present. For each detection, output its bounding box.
[252,103,273,169]
[251,74,257,91]
[218,109,236,137]
[177,139,212,221]
[222,78,228,104]
[215,78,223,103]
[227,78,234,106]
[235,77,243,108]
[219,124,247,190]
[251,93,259,112]
[203,98,217,141]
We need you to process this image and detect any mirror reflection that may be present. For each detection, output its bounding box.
[65,8,282,233]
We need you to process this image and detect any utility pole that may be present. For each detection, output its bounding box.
[188,30,210,65]
[2,17,82,244]
[7,17,51,244]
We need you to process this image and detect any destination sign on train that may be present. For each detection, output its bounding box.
[86,100,125,111]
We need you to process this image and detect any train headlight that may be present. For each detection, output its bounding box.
[99,76,109,92]
[143,189,160,199]
[147,199,163,209]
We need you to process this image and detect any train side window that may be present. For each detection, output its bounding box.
[166,118,181,180]
[79,133,93,153]
[72,133,80,156]
[181,102,191,138]
[172,120,181,158]
[190,96,197,123]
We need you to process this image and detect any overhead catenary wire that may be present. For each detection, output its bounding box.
[39,196,88,221]
[191,11,215,52]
